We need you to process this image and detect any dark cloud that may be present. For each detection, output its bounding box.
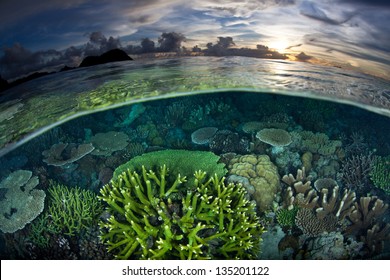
[157,32,186,52]
[300,1,356,25]
[0,43,66,80]
[84,31,122,56]
[286,43,302,50]
[0,31,123,80]
[140,38,156,53]
[295,52,312,61]
[204,37,286,59]
[339,0,390,7]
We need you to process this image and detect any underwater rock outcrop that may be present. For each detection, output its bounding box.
[0,170,45,233]
[99,165,264,259]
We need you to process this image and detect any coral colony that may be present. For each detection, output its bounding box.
[0,92,389,259]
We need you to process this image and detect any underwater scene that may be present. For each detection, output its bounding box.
[0,57,389,260]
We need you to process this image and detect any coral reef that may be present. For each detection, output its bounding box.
[45,183,103,236]
[42,143,95,167]
[90,131,129,156]
[291,131,342,156]
[113,149,227,182]
[256,128,292,147]
[209,130,250,154]
[345,196,390,255]
[228,154,280,212]
[303,232,364,259]
[276,207,298,227]
[99,165,264,259]
[340,153,374,194]
[191,127,218,145]
[370,155,390,194]
[0,170,45,233]
[295,208,338,236]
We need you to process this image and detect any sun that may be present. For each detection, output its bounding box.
[269,41,289,54]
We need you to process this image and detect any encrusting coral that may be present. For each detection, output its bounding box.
[99,165,264,259]
[0,170,45,233]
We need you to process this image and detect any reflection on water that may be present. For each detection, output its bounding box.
[0,91,389,259]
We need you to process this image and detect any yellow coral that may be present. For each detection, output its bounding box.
[229,154,280,212]
[301,152,313,172]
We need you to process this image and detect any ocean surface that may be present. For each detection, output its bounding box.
[0,56,389,260]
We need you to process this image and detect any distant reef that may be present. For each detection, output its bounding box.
[79,49,132,68]
[0,49,133,93]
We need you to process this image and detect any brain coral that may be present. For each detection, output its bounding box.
[228,154,280,212]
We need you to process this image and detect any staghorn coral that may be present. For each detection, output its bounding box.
[340,153,374,194]
[0,170,45,233]
[42,142,95,167]
[99,165,264,259]
[229,154,280,212]
[45,182,103,237]
[90,131,129,156]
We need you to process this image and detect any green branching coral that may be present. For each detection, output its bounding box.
[370,156,390,194]
[99,165,264,260]
[46,183,103,236]
[276,207,298,227]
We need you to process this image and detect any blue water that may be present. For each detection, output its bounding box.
[0,57,389,259]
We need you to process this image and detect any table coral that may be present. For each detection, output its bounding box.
[42,142,95,166]
[0,170,45,233]
[90,131,129,156]
[99,165,264,259]
[256,128,292,147]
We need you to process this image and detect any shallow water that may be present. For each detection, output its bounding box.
[0,57,389,260]
[1,57,389,157]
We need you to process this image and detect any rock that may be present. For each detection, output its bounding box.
[79,49,133,68]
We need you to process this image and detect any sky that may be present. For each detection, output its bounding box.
[0,0,389,80]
